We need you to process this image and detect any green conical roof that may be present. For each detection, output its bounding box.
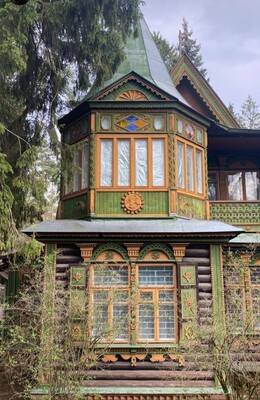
[90,16,187,103]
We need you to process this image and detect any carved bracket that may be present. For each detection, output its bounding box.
[170,243,188,262]
[125,243,142,260]
[78,243,96,262]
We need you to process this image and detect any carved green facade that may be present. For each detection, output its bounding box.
[177,194,206,219]
[210,201,260,227]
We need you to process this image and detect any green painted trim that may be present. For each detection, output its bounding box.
[95,191,169,215]
[138,243,174,260]
[91,243,129,261]
[31,386,226,395]
[210,245,225,333]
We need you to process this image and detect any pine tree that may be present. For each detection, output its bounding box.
[227,103,239,124]
[178,18,207,78]
[238,95,260,129]
[0,0,140,250]
[153,31,178,71]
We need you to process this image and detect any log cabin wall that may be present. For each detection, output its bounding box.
[53,242,217,392]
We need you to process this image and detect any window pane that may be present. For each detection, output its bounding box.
[118,140,130,186]
[135,139,148,186]
[139,304,154,339]
[81,142,89,189]
[65,175,70,195]
[138,266,173,286]
[227,172,243,200]
[92,291,109,338]
[245,171,259,200]
[196,150,203,194]
[250,268,260,285]
[208,173,217,201]
[187,145,194,191]
[113,304,129,340]
[177,142,184,188]
[73,150,81,192]
[159,303,175,339]
[94,266,128,286]
[100,140,112,186]
[152,139,165,186]
[251,288,260,329]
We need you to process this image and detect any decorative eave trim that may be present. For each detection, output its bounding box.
[91,72,172,101]
[171,55,240,128]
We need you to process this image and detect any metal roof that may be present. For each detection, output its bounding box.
[23,218,242,236]
[89,17,187,103]
[230,233,260,244]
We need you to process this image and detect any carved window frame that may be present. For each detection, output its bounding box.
[96,134,168,191]
[175,136,205,198]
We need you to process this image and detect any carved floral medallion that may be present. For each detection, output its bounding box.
[121,192,144,214]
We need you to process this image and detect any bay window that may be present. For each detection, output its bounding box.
[176,138,204,196]
[98,135,167,189]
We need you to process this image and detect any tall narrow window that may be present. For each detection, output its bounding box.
[187,145,194,191]
[245,171,260,200]
[152,139,165,186]
[227,172,243,201]
[81,142,89,189]
[208,173,218,201]
[135,139,148,186]
[138,266,176,341]
[250,267,260,330]
[73,150,81,192]
[177,142,185,189]
[100,139,113,186]
[118,140,130,186]
[196,149,203,194]
[92,265,129,341]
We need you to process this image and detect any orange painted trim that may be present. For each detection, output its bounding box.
[96,134,169,190]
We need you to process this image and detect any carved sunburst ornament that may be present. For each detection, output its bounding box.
[121,192,144,214]
[117,90,147,101]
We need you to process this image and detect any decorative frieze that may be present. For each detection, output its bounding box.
[78,243,96,262]
[210,201,260,225]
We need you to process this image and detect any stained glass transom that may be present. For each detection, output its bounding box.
[116,115,148,132]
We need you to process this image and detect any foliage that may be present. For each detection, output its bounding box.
[153,31,178,71]
[153,18,208,78]
[178,18,207,78]
[187,247,260,400]
[0,0,140,250]
[228,103,240,125]
[0,251,106,399]
[238,95,260,129]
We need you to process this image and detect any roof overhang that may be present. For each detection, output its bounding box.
[23,218,243,243]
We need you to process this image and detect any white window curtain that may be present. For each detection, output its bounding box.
[177,142,184,188]
[118,140,130,186]
[227,172,243,201]
[135,139,148,186]
[100,140,113,186]
[152,139,164,186]
[187,145,194,191]
[196,149,203,194]
[245,171,259,200]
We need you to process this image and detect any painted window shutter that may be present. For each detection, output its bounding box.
[69,265,87,342]
[179,265,198,342]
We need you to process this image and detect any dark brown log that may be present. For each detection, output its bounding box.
[84,370,214,380]
[182,257,210,265]
[185,249,209,257]
[198,283,212,291]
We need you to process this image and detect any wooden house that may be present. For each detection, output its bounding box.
[24,16,260,399]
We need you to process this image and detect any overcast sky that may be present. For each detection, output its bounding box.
[141,0,260,111]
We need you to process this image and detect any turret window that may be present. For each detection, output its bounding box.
[64,141,89,195]
[97,135,167,189]
[176,138,205,196]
